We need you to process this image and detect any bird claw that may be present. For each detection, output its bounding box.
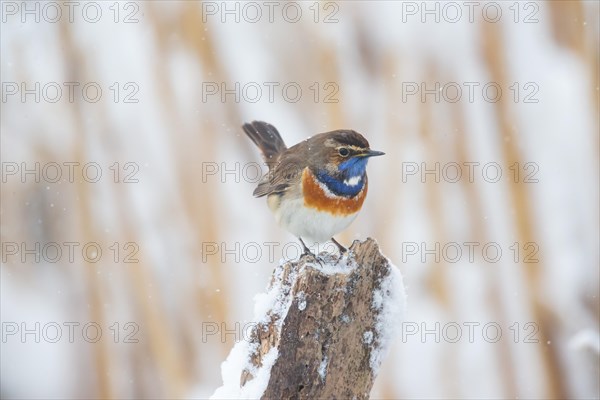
[298,238,325,266]
[331,237,348,256]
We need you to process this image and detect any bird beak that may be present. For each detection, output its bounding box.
[361,149,385,157]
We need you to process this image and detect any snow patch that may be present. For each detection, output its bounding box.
[211,262,299,399]
[318,356,328,381]
[369,260,407,374]
[211,343,279,400]
[297,291,307,311]
[309,254,358,276]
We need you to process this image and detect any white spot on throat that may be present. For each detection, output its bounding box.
[344,175,362,187]
[313,173,363,199]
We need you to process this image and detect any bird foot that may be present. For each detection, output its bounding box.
[331,237,348,255]
[298,238,324,266]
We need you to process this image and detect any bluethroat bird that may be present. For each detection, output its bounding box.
[242,121,384,255]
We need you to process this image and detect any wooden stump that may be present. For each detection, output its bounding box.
[212,238,406,400]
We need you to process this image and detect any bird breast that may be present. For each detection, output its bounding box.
[301,168,368,216]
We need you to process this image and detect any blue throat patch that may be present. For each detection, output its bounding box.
[315,157,368,197]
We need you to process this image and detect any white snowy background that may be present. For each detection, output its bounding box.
[1,1,599,399]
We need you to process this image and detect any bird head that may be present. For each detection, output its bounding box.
[314,130,385,178]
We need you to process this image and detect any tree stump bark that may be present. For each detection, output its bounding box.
[211,238,406,400]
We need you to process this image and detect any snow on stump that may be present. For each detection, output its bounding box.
[211,238,406,400]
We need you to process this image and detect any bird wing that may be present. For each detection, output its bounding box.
[253,143,308,198]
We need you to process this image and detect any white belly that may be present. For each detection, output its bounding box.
[271,197,359,245]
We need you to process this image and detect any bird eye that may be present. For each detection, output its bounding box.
[338,148,350,157]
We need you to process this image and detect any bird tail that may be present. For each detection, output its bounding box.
[242,121,287,168]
